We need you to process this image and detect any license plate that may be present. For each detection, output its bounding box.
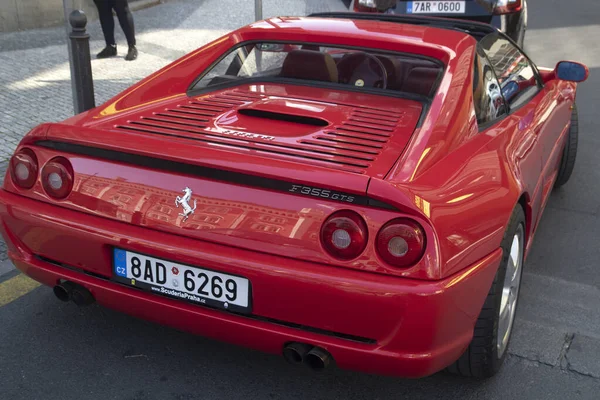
[407,1,466,14]
[112,248,251,313]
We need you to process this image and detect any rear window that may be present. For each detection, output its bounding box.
[190,42,443,98]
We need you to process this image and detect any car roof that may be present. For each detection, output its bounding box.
[242,15,478,64]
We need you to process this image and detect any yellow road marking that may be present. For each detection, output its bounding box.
[0,274,41,307]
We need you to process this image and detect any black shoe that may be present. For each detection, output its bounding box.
[125,45,138,61]
[96,45,117,59]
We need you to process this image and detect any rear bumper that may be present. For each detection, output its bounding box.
[0,189,501,378]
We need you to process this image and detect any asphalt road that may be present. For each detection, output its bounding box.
[1,0,600,399]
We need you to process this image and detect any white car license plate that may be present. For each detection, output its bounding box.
[407,1,466,14]
[113,248,251,313]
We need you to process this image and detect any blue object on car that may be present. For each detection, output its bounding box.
[556,61,589,82]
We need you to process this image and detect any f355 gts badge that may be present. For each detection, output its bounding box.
[175,187,197,222]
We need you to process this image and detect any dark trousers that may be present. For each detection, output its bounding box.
[93,0,136,47]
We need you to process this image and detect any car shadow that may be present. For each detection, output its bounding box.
[0,287,542,400]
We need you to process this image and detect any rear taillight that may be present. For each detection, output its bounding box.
[9,148,38,189]
[321,210,368,260]
[41,157,74,199]
[376,219,426,268]
[494,0,522,14]
[354,0,377,12]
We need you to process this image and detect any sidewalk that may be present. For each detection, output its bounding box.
[0,0,346,267]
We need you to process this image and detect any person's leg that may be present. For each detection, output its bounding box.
[113,0,138,60]
[93,0,118,58]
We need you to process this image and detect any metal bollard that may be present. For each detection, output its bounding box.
[255,0,263,21]
[68,10,95,114]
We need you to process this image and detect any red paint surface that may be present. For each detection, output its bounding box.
[0,189,501,378]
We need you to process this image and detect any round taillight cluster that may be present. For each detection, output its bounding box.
[376,218,426,268]
[320,210,368,260]
[10,148,38,189]
[9,149,74,200]
[41,157,74,199]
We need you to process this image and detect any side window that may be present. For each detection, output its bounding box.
[479,33,541,110]
[473,49,507,126]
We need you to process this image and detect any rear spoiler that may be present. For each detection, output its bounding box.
[307,12,499,40]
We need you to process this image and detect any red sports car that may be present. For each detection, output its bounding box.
[0,13,588,378]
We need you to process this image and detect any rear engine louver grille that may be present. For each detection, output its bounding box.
[115,90,403,174]
[298,108,403,166]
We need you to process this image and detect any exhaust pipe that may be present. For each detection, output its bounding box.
[53,281,76,302]
[282,342,313,366]
[71,285,95,306]
[53,281,95,306]
[305,347,332,371]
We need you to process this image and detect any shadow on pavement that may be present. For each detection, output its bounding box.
[1,287,597,400]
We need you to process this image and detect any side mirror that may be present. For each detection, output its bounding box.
[555,61,589,82]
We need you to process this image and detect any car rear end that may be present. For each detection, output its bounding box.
[0,88,502,377]
[352,0,526,43]
[1,188,501,377]
[0,20,503,378]
[0,134,502,377]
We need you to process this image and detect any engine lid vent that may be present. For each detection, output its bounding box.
[110,87,422,177]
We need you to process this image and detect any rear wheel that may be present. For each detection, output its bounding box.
[554,104,579,188]
[447,205,525,378]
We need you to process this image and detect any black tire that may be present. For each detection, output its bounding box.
[554,104,579,188]
[447,205,526,378]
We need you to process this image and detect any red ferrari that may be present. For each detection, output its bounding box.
[0,13,588,378]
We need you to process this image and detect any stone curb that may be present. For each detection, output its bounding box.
[0,259,15,278]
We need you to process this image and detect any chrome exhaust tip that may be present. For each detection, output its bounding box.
[71,285,95,306]
[282,342,313,366]
[53,281,75,302]
[305,347,332,371]
[53,281,95,306]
